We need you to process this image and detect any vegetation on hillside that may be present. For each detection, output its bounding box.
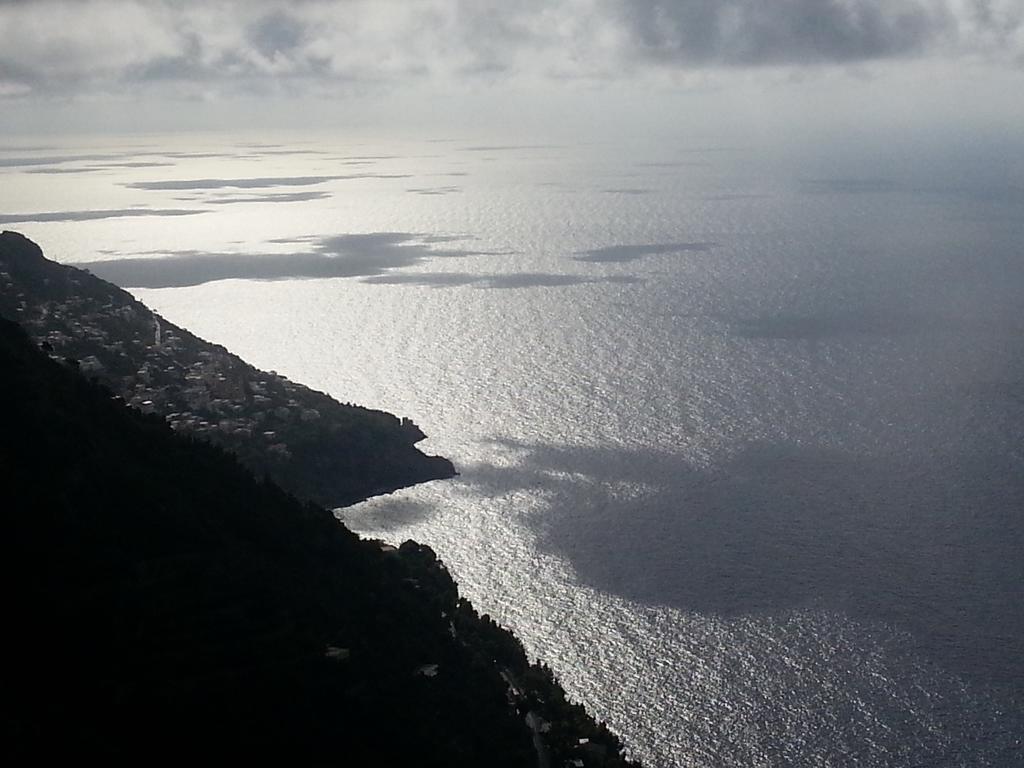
[0,315,638,766]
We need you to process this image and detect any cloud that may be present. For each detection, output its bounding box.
[0,1,1019,101]
[616,0,945,65]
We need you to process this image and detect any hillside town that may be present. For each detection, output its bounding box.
[4,263,328,458]
[0,231,452,507]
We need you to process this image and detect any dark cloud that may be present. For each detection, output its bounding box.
[0,56,36,83]
[247,10,307,59]
[0,1,1019,106]
[77,232,488,288]
[574,241,717,263]
[0,208,207,224]
[620,0,947,65]
[133,54,208,83]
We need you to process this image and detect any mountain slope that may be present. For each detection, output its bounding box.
[0,230,454,507]
[0,315,639,766]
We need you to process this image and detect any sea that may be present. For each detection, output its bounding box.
[3,129,1023,766]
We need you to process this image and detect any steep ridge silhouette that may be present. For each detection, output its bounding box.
[0,314,639,766]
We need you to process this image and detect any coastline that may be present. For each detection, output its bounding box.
[0,229,456,509]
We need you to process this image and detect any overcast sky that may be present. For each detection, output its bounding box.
[0,0,1021,136]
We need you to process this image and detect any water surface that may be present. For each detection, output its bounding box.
[4,131,1023,765]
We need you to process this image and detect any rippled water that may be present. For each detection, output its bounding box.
[4,132,1023,765]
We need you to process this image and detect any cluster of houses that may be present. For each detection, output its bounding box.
[1,273,321,460]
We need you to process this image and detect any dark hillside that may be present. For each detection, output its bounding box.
[0,315,638,766]
[0,230,454,508]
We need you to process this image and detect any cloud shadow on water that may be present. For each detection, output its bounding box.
[24,168,101,175]
[574,242,717,263]
[204,191,333,205]
[361,272,480,288]
[0,153,122,168]
[800,178,899,194]
[601,188,653,195]
[125,173,410,191]
[241,149,328,157]
[458,437,1024,691]
[0,208,207,224]
[713,310,930,340]
[406,186,462,196]
[26,162,177,175]
[361,272,643,289]
[3,151,245,170]
[78,233,495,288]
[337,498,436,533]
[459,144,561,152]
[635,160,711,168]
[701,193,770,201]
